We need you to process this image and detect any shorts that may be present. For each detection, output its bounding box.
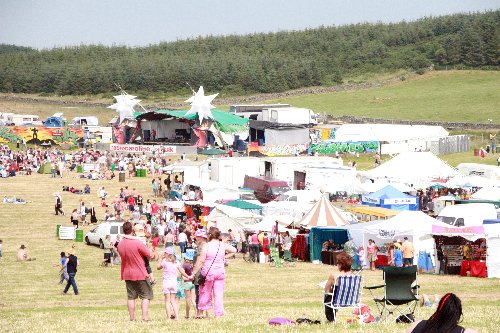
[403,258,413,266]
[126,280,153,300]
[367,252,377,262]
[183,281,195,291]
[103,252,112,262]
[129,205,135,212]
[162,278,178,294]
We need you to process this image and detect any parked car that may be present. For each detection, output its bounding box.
[85,221,124,248]
[243,175,290,203]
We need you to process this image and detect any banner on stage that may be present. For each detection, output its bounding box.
[110,144,177,154]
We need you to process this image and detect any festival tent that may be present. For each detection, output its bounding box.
[223,199,263,215]
[183,178,240,204]
[445,175,492,189]
[359,211,454,269]
[471,187,500,201]
[361,181,415,194]
[484,220,500,278]
[299,195,349,228]
[309,227,349,262]
[362,152,460,184]
[205,204,260,233]
[362,185,419,211]
[244,214,296,233]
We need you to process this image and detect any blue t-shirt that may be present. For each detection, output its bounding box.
[394,249,403,266]
[61,257,68,272]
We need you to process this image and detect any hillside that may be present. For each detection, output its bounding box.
[0,11,498,96]
[0,70,498,125]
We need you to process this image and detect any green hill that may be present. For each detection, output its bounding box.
[0,11,498,96]
[263,70,500,123]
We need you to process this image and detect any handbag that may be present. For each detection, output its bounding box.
[198,242,221,285]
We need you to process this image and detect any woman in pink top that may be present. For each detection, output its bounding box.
[157,247,190,320]
[192,227,237,318]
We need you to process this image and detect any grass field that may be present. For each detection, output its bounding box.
[0,173,499,333]
[265,70,500,123]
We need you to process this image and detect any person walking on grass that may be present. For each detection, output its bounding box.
[58,252,69,284]
[117,221,153,322]
[62,247,79,295]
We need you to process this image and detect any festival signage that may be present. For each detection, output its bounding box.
[432,225,485,235]
[248,142,308,156]
[59,226,76,240]
[383,198,417,205]
[362,196,380,205]
[0,126,83,146]
[378,229,396,239]
[110,144,177,154]
[308,141,379,155]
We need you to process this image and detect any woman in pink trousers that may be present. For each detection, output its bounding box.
[191,227,237,318]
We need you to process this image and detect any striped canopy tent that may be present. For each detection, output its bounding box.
[299,195,349,228]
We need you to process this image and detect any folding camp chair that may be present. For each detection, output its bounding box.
[364,265,419,323]
[323,275,363,323]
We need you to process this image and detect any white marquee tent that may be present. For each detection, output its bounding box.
[362,152,460,184]
[205,204,260,233]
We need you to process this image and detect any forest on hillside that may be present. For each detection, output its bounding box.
[0,11,498,96]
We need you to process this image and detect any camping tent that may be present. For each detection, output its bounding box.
[37,162,52,174]
[362,152,460,184]
[299,196,349,228]
[205,204,260,233]
[362,185,419,211]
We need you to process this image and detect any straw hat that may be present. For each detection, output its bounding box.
[393,242,402,249]
[134,224,145,237]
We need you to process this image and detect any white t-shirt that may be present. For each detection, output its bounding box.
[188,190,196,200]
[178,232,187,243]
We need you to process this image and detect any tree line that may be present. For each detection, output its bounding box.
[0,11,497,96]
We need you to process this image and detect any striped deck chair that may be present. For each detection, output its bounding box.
[323,275,363,323]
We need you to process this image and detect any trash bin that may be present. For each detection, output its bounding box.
[111,163,115,171]
[75,229,84,242]
[119,172,126,182]
[140,169,147,177]
[473,149,479,156]
[77,165,83,173]
[56,224,61,237]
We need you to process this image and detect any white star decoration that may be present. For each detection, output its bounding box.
[108,94,141,123]
[185,86,218,123]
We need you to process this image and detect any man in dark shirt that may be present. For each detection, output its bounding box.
[63,247,79,295]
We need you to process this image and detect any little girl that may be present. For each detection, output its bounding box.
[157,247,190,320]
[182,253,196,319]
[357,246,366,268]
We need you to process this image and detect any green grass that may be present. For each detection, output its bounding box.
[263,70,500,123]
[0,173,499,332]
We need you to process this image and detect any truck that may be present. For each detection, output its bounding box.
[258,107,317,125]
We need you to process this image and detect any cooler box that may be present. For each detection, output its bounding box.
[259,252,266,263]
[75,229,84,242]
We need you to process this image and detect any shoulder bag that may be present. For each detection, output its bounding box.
[198,242,221,285]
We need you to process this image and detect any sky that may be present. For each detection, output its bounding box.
[0,0,498,49]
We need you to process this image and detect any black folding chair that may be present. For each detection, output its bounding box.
[364,265,419,323]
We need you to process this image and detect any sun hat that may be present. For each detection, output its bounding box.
[20,244,26,249]
[393,242,402,249]
[194,229,207,239]
[183,249,195,261]
[134,224,145,237]
[164,247,174,255]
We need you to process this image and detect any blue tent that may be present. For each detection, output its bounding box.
[362,185,419,211]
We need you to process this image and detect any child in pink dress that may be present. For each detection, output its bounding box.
[157,247,189,320]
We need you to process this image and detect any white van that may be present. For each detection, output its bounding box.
[85,221,124,248]
[436,203,497,227]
